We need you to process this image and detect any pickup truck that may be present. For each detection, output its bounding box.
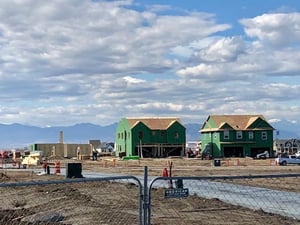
[275,155,300,166]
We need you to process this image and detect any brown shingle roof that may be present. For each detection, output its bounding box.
[126,117,182,129]
[202,114,271,131]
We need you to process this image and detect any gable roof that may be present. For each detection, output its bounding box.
[201,114,274,132]
[126,117,183,130]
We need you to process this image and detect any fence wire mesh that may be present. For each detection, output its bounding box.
[148,174,300,225]
[1,170,300,225]
[0,175,142,225]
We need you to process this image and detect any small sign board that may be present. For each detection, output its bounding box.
[164,188,189,199]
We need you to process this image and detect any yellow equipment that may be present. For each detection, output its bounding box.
[21,151,43,168]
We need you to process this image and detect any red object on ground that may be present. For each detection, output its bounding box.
[55,161,61,174]
[162,168,168,177]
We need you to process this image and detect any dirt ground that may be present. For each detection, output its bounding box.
[1,157,300,225]
[82,157,300,176]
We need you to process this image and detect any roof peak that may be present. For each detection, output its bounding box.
[126,117,179,119]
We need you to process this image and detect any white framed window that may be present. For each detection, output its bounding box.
[223,130,229,139]
[236,131,243,139]
[261,131,267,140]
[249,131,254,140]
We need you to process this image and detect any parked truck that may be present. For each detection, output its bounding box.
[275,155,300,166]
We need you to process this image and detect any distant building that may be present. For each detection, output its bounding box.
[273,139,300,156]
[89,140,101,152]
[186,141,201,155]
[31,131,92,159]
[32,143,92,159]
[200,115,274,158]
[115,117,186,158]
[88,140,114,153]
[98,142,114,152]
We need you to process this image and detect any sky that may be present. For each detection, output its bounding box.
[0,0,300,127]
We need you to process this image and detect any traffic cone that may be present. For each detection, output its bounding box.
[162,168,168,177]
[55,161,61,174]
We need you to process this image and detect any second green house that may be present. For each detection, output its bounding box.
[201,114,274,158]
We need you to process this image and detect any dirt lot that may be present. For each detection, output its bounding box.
[82,157,300,177]
[1,157,300,224]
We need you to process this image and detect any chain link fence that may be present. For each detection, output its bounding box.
[0,176,142,225]
[148,174,300,225]
[1,171,300,225]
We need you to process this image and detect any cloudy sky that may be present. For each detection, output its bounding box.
[0,0,300,127]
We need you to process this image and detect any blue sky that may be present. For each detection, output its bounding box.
[0,0,300,127]
[138,0,300,33]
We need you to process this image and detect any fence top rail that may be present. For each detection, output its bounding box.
[0,175,142,188]
[149,173,300,186]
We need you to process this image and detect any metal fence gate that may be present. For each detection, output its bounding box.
[146,173,300,225]
[1,169,300,225]
[0,176,143,225]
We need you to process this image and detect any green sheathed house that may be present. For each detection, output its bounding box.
[200,115,274,158]
[115,117,186,158]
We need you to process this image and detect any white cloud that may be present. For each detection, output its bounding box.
[0,0,299,130]
[176,63,224,78]
[268,118,281,123]
[123,76,146,84]
[240,13,300,46]
[192,37,246,63]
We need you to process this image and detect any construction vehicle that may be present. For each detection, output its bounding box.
[21,151,43,168]
[0,150,9,159]
[254,151,269,159]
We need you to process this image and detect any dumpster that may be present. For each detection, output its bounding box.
[66,163,83,178]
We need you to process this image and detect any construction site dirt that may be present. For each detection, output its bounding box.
[1,157,300,225]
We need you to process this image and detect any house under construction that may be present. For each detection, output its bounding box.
[115,117,186,158]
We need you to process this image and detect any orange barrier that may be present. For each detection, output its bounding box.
[162,168,168,177]
[233,158,240,166]
[54,161,61,174]
[103,160,108,168]
[122,159,140,168]
[103,159,117,167]
[270,159,277,166]
[223,158,241,166]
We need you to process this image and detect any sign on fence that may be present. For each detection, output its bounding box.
[164,188,189,198]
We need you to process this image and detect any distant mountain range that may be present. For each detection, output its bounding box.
[0,120,299,149]
[0,123,117,149]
